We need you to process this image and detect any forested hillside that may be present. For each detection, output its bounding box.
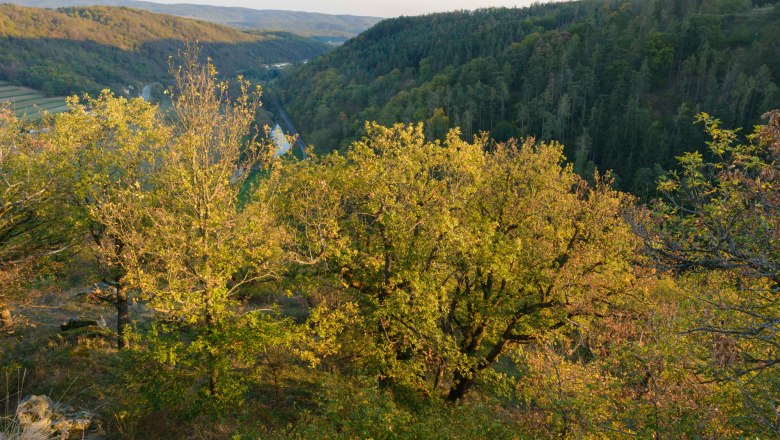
[0,4,328,96]
[10,0,382,42]
[276,0,780,195]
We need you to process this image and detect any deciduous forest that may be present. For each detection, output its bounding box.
[1,0,779,438]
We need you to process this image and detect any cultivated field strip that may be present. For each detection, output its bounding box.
[0,80,67,120]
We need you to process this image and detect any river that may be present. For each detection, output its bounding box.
[270,124,291,156]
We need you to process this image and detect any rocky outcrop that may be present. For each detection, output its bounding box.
[15,395,103,440]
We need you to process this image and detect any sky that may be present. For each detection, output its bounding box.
[151,0,550,18]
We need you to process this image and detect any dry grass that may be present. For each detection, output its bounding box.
[0,253,320,438]
[1,273,117,437]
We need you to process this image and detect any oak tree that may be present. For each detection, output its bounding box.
[275,123,636,400]
[97,49,289,404]
[47,91,169,349]
[0,106,67,330]
[643,110,780,434]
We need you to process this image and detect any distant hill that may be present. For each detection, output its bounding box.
[0,4,329,96]
[276,0,780,196]
[6,0,383,42]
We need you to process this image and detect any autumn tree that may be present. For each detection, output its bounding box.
[0,106,67,330]
[97,48,289,405]
[47,91,169,349]
[274,123,637,401]
[442,138,636,401]
[642,110,780,435]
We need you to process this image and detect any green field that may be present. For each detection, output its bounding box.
[0,80,68,120]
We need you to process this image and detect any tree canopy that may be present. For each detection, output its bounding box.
[272,123,637,402]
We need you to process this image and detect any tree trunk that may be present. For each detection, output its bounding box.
[209,368,218,396]
[116,286,129,350]
[0,307,13,330]
[433,362,445,391]
[447,370,475,402]
[447,337,509,401]
[203,288,219,396]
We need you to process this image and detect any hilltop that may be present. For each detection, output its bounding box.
[0,4,329,95]
[7,0,383,42]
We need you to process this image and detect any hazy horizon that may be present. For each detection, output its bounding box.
[141,0,558,18]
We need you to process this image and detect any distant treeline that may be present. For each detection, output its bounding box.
[276,0,780,196]
[0,4,329,96]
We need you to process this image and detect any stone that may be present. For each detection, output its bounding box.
[52,411,95,439]
[16,395,103,440]
[15,395,52,427]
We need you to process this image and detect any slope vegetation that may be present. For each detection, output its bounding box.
[0,4,329,96]
[276,0,780,195]
[8,0,382,41]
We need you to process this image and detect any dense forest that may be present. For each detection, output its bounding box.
[10,0,382,41]
[276,0,780,195]
[0,4,328,96]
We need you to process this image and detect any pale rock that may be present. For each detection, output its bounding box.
[15,395,103,440]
